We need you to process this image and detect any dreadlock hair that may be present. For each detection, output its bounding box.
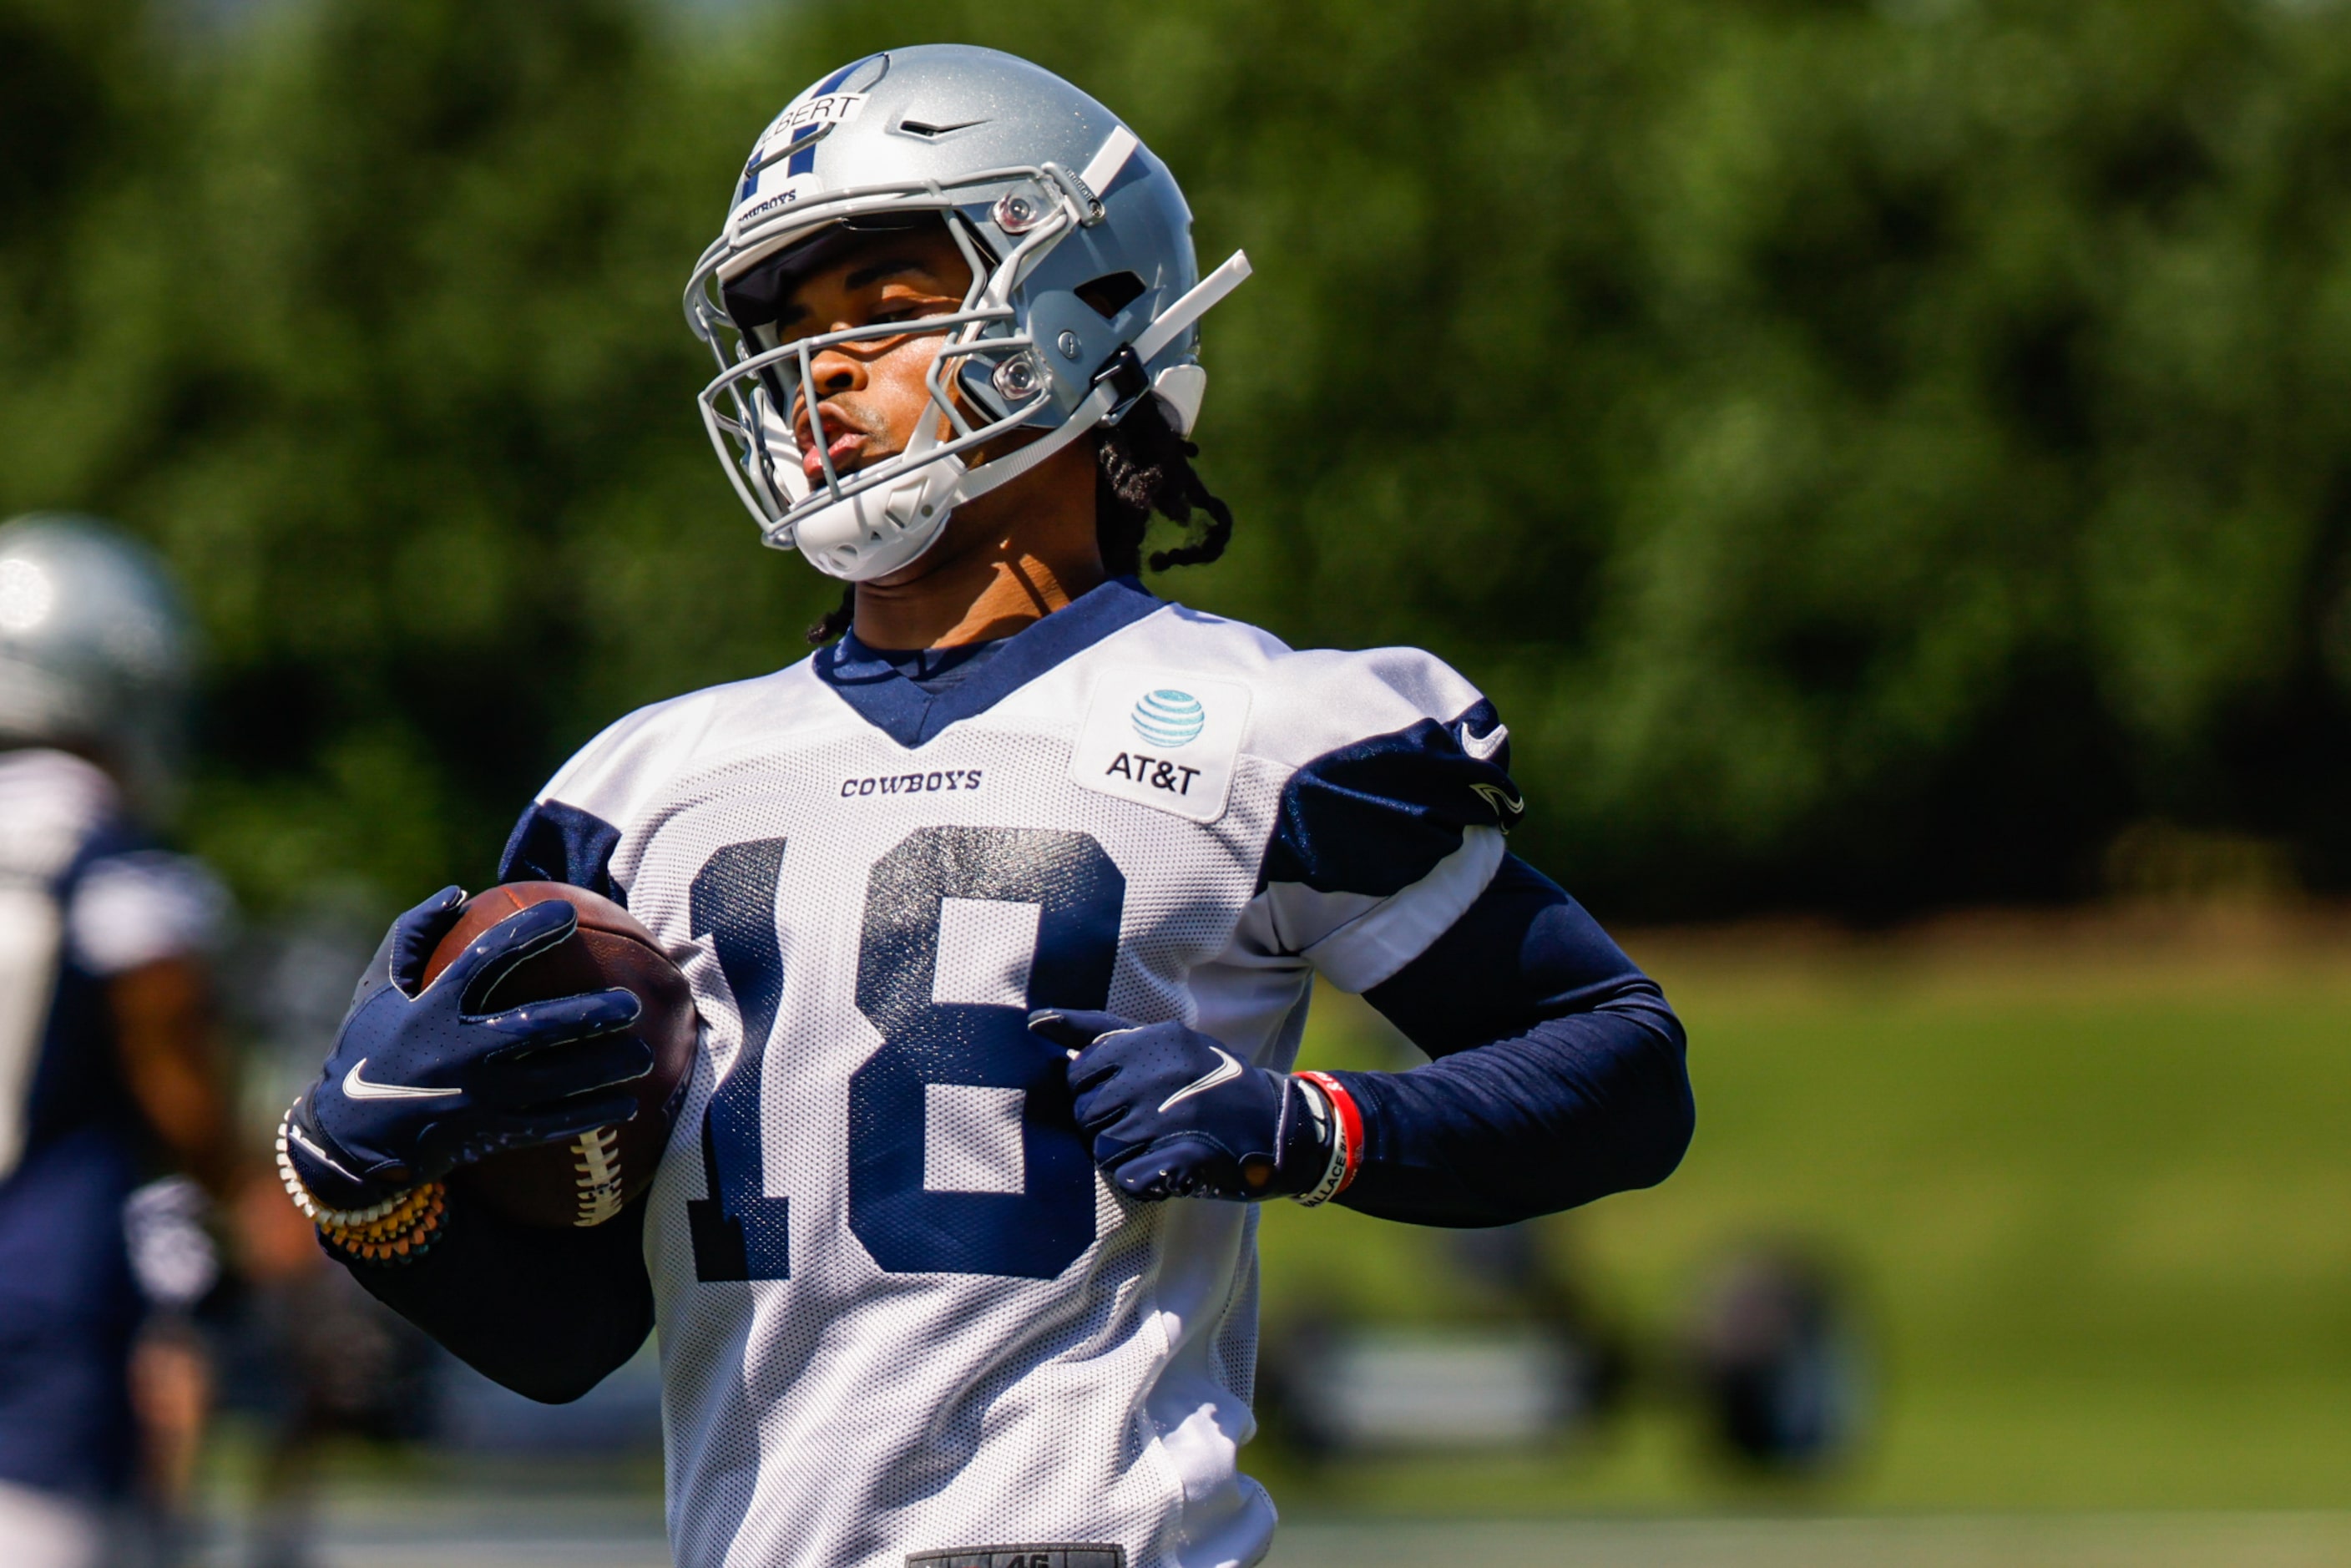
[803,398,1234,645]
[1093,397,1236,578]
[807,583,858,647]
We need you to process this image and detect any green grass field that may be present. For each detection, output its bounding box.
[1253,905,2351,1513]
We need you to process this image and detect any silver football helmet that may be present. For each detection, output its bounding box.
[0,513,193,810]
[685,45,1250,581]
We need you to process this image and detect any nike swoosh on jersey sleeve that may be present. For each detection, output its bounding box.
[1457,717,1509,762]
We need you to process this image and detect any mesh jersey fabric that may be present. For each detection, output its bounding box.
[513,584,1516,1568]
[0,746,226,1500]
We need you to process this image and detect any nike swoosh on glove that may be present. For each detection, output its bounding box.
[1028,1009,1335,1201]
[283,887,652,1213]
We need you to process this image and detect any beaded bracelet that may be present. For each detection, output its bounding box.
[318,1181,447,1264]
[275,1110,447,1264]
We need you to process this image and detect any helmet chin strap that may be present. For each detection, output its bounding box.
[791,251,1254,584]
[789,432,968,582]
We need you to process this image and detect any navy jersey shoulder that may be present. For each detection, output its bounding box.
[1259,694,1519,898]
[500,799,624,903]
[493,675,780,903]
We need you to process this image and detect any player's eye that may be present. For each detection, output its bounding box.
[869,291,956,327]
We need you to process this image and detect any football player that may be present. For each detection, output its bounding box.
[278,47,1694,1568]
[0,515,270,1568]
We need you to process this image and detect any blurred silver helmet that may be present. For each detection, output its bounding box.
[0,513,193,810]
[685,45,1250,581]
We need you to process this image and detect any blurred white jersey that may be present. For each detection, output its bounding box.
[508,580,1517,1568]
[0,748,224,1181]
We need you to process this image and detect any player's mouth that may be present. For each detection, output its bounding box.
[801,429,872,486]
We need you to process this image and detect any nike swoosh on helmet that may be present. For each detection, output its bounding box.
[342,1059,463,1102]
[1157,1046,1244,1113]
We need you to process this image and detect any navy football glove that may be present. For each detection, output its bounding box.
[1029,1009,1342,1202]
[282,887,651,1213]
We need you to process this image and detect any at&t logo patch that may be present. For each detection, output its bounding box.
[1130,689,1206,746]
[1072,668,1251,823]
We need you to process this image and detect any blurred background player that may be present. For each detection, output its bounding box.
[0,514,304,1567]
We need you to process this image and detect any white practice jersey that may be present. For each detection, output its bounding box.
[505,580,1520,1568]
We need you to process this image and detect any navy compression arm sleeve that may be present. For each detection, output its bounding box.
[341,1190,653,1404]
[1331,855,1694,1227]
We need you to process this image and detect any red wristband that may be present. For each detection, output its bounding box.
[1296,1070,1363,1196]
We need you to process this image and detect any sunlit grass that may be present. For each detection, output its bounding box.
[1260,906,2351,1510]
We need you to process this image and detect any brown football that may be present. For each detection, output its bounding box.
[419,882,699,1229]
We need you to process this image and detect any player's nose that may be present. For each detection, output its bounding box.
[807,337,867,397]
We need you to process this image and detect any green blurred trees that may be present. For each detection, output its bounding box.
[9,0,2351,919]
